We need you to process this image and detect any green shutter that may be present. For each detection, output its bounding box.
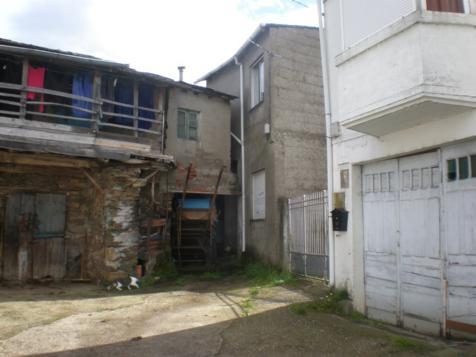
[177,110,186,139]
[188,112,198,140]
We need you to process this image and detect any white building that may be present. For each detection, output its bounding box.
[320,0,476,336]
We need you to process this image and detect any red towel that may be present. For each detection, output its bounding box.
[27,66,46,112]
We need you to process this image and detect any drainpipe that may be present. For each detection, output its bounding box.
[318,0,335,286]
[234,56,246,253]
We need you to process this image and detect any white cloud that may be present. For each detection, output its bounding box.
[0,0,318,82]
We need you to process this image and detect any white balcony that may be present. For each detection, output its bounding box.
[336,11,476,137]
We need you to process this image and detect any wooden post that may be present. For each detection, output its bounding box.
[133,81,139,138]
[20,59,29,119]
[92,71,101,133]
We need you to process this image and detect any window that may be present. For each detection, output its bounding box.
[250,59,264,108]
[251,170,265,219]
[471,155,476,178]
[447,159,457,181]
[426,0,465,13]
[459,157,469,180]
[177,108,199,140]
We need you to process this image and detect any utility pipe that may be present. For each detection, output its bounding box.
[317,0,335,286]
[234,56,246,253]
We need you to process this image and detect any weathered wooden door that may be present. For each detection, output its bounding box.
[363,152,442,333]
[2,193,66,281]
[443,141,476,333]
[31,194,66,280]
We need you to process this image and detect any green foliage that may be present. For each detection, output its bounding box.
[242,262,297,287]
[249,286,260,297]
[152,250,178,281]
[289,303,307,316]
[239,298,255,317]
[390,336,435,353]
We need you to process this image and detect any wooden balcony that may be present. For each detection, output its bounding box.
[0,81,169,163]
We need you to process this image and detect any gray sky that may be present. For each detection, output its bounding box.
[0,0,318,83]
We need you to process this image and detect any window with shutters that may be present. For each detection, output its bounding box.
[177,108,199,140]
[250,58,264,109]
[426,0,465,13]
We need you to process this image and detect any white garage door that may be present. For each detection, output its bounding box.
[363,151,442,333]
[442,141,476,333]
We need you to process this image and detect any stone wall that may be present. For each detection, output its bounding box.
[0,155,165,282]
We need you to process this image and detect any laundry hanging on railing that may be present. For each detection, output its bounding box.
[72,72,93,127]
[27,65,46,113]
[113,80,133,126]
[138,83,155,130]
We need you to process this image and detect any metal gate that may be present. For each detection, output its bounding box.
[288,191,328,279]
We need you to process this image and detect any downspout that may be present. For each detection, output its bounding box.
[234,56,246,253]
[318,0,335,286]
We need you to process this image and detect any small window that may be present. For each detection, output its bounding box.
[447,159,457,181]
[426,0,464,13]
[471,155,476,178]
[177,108,199,140]
[459,157,469,180]
[251,170,265,219]
[250,59,264,108]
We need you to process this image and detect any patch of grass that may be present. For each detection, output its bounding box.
[249,286,260,297]
[242,262,297,287]
[289,303,307,316]
[350,310,366,322]
[390,336,435,353]
[239,298,255,317]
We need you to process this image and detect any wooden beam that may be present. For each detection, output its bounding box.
[0,164,85,177]
[19,58,28,119]
[0,151,94,168]
[133,81,139,138]
[82,169,103,193]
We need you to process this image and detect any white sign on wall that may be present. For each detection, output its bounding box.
[252,170,266,219]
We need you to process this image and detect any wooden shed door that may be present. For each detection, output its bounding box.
[3,194,35,280]
[2,193,66,281]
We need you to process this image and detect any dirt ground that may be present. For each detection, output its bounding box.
[0,277,475,356]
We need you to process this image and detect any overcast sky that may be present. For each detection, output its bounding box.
[0,0,318,83]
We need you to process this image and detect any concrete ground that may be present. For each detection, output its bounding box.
[0,277,474,356]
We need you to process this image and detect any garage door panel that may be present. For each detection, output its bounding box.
[363,200,397,253]
[365,277,398,314]
[443,141,476,329]
[365,252,397,281]
[402,285,442,322]
[446,191,476,254]
[400,198,440,258]
[363,152,442,330]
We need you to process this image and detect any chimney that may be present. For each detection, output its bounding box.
[178,66,185,82]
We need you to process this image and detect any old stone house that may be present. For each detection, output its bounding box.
[0,38,237,282]
[198,24,327,267]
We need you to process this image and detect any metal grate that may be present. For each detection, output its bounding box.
[288,191,328,279]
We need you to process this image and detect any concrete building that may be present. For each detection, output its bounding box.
[198,24,327,267]
[0,38,237,282]
[319,0,476,336]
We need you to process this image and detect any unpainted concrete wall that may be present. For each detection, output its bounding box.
[207,26,326,267]
[165,87,238,195]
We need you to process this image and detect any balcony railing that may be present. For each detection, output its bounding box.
[0,81,165,151]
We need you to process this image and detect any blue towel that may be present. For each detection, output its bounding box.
[72,73,93,127]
